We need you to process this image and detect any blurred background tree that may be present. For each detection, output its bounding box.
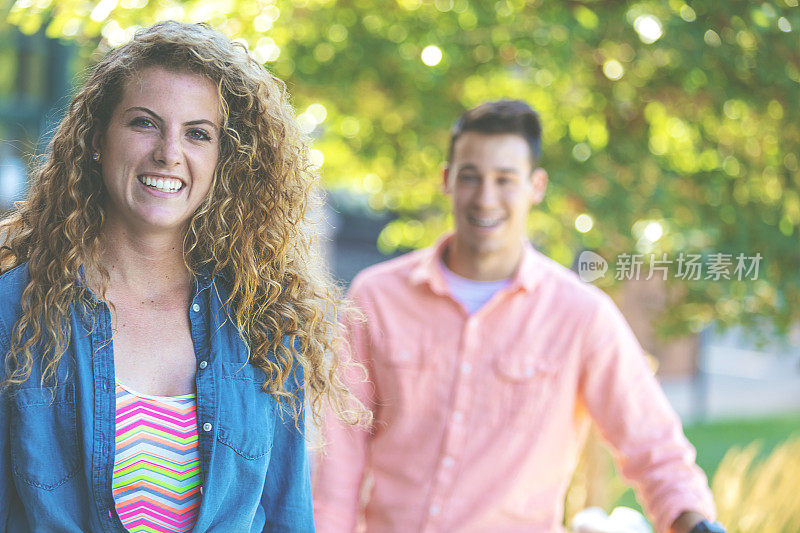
[3,0,800,337]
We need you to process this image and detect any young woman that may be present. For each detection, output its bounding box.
[0,21,360,531]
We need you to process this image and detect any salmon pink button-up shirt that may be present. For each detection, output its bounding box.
[313,237,716,533]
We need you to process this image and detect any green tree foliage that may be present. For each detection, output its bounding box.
[5,0,800,336]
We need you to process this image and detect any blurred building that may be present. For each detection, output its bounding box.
[322,191,397,283]
[615,277,699,376]
[0,25,76,208]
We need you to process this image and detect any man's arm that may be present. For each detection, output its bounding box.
[312,288,376,533]
[578,293,716,533]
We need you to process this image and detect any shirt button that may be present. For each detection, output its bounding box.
[460,362,472,374]
[199,360,208,369]
[399,350,409,361]
[203,422,212,432]
[524,365,535,378]
[192,303,201,313]
[200,486,204,495]
[452,411,464,423]
[442,456,454,468]
[429,504,441,516]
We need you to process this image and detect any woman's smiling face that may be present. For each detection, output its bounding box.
[96,66,221,236]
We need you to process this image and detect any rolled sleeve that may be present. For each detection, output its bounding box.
[579,293,716,533]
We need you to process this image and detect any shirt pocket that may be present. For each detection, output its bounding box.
[10,383,80,490]
[216,362,276,460]
[490,353,560,428]
[372,338,432,410]
[377,338,426,368]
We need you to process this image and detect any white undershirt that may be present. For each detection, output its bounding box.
[440,260,513,315]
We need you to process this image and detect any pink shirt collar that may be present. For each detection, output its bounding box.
[408,233,546,294]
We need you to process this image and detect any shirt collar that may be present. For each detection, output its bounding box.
[408,235,451,296]
[513,241,546,292]
[76,264,101,305]
[409,233,546,294]
[194,264,231,292]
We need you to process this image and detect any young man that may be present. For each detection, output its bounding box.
[313,101,724,533]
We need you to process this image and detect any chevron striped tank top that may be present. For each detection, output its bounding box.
[112,381,202,532]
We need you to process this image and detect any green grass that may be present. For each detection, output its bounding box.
[612,410,800,512]
[683,410,800,478]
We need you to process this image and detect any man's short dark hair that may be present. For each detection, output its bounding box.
[448,100,542,165]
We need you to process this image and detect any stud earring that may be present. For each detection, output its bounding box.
[92,152,100,161]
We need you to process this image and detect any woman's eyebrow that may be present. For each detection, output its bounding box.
[125,106,219,132]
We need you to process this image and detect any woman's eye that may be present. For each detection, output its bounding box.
[130,116,155,128]
[189,129,211,141]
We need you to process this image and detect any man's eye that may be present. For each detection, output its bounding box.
[130,117,155,128]
[189,129,211,141]
[458,174,479,182]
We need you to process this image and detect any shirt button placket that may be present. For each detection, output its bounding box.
[430,318,478,530]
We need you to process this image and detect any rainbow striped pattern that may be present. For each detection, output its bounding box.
[112,381,202,532]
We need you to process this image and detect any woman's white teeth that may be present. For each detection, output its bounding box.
[139,175,182,193]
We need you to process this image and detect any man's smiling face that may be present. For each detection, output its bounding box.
[445,131,547,267]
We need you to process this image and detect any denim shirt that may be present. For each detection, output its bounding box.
[0,263,315,532]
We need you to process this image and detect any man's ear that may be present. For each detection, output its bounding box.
[442,165,451,194]
[529,167,548,205]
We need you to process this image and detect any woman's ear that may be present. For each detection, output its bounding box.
[91,131,102,154]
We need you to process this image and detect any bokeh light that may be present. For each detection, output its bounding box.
[633,15,663,44]
[644,221,664,242]
[575,214,594,233]
[421,45,443,66]
[602,59,624,80]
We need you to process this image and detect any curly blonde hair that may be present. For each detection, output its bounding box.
[0,21,365,427]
